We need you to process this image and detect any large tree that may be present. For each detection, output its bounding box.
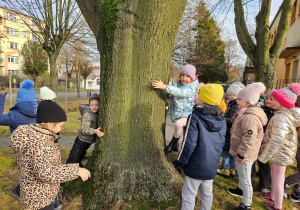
[4,0,83,92]
[73,0,186,208]
[234,0,294,90]
[20,40,48,84]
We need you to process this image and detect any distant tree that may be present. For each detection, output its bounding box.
[5,0,84,92]
[233,0,294,90]
[80,60,93,89]
[37,71,51,87]
[187,1,227,83]
[20,40,48,84]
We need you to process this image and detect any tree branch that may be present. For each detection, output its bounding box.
[233,0,255,61]
[269,0,294,59]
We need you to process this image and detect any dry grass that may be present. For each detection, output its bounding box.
[1,148,300,209]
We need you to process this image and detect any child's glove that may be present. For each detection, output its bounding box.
[0,92,7,105]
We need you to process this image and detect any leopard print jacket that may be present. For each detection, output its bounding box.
[11,124,79,210]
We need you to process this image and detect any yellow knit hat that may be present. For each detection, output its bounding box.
[199,84,224,105]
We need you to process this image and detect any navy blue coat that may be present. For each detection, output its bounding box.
[177,105,226,180]
[0,101,39,133]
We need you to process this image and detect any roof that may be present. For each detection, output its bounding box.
[279,46,300,58]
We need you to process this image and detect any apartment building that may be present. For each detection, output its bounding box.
[0,6,40,76]
[270,0,300,88]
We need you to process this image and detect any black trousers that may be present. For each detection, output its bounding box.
[39,203,54,210]
[66,136,92,165]
[257,159,272,190]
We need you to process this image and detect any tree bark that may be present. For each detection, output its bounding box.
[75,0,186,208]
[234,0,294,91]
[48,53,59,93]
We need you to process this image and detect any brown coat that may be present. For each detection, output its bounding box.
[259,108,300,166]
[11,124,79,210]
[229,107,267,161]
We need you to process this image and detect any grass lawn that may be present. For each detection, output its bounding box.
[1,147,300,209]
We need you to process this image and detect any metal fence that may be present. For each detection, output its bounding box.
[276,79,300,89]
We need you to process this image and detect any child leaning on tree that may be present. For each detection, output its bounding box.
[66,93,104,166]
[177,84,226,210]
[152,65,199,173]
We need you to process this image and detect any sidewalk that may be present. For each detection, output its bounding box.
[0,113,173,149]
[0,135,86,149]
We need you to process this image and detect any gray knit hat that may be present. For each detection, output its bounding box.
[227,82,245,96]
[89,93,99,104]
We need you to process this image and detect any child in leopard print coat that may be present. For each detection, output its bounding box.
[11,100,90,210]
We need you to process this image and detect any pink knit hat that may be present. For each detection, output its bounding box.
[271,83,300,108]
[237,82,266,105]
[179,64,196,81]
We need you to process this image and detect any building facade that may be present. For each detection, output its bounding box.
[0,6,40,76]
[270,0,300,88]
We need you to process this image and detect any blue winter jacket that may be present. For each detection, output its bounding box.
[0,101,39,133]
[177,104,226,180]
[166,80,199,122]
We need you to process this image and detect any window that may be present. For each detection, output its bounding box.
[7,41,18,50]
[8,56,19,64]
[7,27,18,36]
[23,31,27,38]
[6,13,17,22]
[291,0,297,24]
[8,70,18,75]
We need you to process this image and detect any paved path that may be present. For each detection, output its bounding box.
[0,112,174,149]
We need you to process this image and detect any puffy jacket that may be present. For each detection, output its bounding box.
[229,107,267,161]
[77,104,99,143]
[258,108,300,166]
[223,98,239,151]
[0,101,39,133]
[167,80,199,122]
[177,104,226,180]
[11,124,79,210]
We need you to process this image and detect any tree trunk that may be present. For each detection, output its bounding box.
[84,77,87,89]
[233,0,293,92]
[48,54,59,93]
[75,0,186,208]
[76,67,80,97]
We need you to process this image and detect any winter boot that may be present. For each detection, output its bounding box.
[217,168,231,179]
[164,136,179,154]
[11,185,20,200]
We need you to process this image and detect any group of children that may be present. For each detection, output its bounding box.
[153,64,300,210]
[2,64,300,210]
[0,81,103,210]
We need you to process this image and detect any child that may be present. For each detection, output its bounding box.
[11,100,91,210]
[258,84,300,210]
[255,90,275,193]
[38,86,57,101]
[218,82,245,178]
[227,82,267,210]
[152,64,199,156]
[177,84,226,210]
[0,80,39,133]
[66,93,104,166]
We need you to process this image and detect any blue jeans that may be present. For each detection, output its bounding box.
[221,150,236,169]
